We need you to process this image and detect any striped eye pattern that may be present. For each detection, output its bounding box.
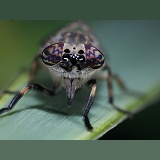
[41,43,64,66]
[85,45,105,69]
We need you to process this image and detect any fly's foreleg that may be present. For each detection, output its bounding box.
[0,83,55,114]
[83,79,97,131]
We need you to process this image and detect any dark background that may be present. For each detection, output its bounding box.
[99,100,160,140]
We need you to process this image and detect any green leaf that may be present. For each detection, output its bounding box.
[0,20,160,140]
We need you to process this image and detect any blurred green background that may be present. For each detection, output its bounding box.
[0,20,70,88]
[0,20,160,139]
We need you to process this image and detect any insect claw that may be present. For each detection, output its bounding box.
[83,116,93,131]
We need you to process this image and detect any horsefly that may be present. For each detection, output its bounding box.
[0,21,133,131]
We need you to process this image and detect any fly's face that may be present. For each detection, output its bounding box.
[41,41,105,79]
[41,40,105,106]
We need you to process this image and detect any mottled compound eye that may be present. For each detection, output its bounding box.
[85,44,105,69]
[41,43,64,66]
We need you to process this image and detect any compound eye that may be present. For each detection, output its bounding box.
[85,45,105,69]
[41,43,64,66]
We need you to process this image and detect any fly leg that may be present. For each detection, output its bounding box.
[0,90,17,97]
[29,54,41,83]
[83,79,97,131]
[105,64,133,118]
[113,74,143,97]
[0,83,55,114]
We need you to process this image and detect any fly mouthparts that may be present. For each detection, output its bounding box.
[67,97,73,107]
